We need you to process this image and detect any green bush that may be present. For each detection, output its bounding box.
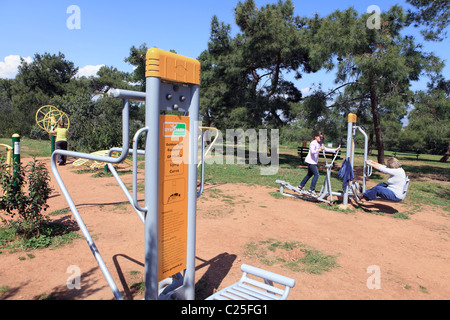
[0,158,52,239]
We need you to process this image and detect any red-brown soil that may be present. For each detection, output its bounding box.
[1,157,449,300]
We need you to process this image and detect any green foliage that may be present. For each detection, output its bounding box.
[0,53,78,137]
[124,44,148,91]
[0,159,52,239]
[279,120,312,145]
[406,0,450,41]
[0,49,145,153]
[16,52,78,97]
[300,5,444,162]
[0,221,81,251]
[200,0,311,129]
[400,81,449,154]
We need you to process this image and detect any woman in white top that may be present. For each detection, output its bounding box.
[298,131,340,196]
[361,158,406,202]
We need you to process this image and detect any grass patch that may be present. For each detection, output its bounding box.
[392,212,410,219]
[406,182,450,212]
[244,238,338,275]
[0,138,51,158]
[0,221,81,252]
[198,188,251,218]
[48,208,71,216]
[269,191,285,199]
[92,169,132,178]
[317,202,355,213]
[128,270,145,297]
[0,286,10,294]
[201,146,449,216]
[419,285,429,294]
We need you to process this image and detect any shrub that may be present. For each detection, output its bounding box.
[0,158,52,239]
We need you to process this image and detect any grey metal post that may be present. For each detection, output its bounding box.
[144,77,161,300]
[141,48,201,300]
[343,114,356,206]
[356,126,369,192]
[184,84,200,300]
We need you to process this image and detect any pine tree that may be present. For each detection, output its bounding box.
[303,5,443,163]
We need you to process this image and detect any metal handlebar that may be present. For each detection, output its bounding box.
[322,144,341,167]
[366,164,373,177]
[132,127,149,212]
[197,130,205,198]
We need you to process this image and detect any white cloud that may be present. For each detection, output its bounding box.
[301,87,311,94]
[75,64,105,78]
[0,55,32,79]
[0,57,105,80]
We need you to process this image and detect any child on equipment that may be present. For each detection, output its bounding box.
[50,121,71,166]
[298,131,340,196]
[356,158,406,202]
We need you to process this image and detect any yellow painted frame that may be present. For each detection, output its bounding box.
[146,48,201,85]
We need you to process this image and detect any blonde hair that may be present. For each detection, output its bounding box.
[387,157,402,169]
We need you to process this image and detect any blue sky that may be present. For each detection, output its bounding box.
[0,0,448,93]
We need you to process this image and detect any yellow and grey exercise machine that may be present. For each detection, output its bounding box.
[0,134,21,198]
[0,134,20,173]
[0,143,13,167]
[344,114,410,204]
[341,113,371,206]
[51,48,295,300]
[276,113,409,206]
[341,113,410,205]
[276,113,371,205]
[276,144,342,205]
[35,105,70,153]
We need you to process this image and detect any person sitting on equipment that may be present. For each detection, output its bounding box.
[357,157,406,202]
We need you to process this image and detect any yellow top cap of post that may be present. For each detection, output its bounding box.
[146,48,201,85]
[348,113,357,123]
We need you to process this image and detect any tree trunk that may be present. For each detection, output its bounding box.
[369,74,385,164]
[439,144,450,162]
[368,131,374,156]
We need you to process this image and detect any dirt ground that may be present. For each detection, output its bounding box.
[0,157,449,300]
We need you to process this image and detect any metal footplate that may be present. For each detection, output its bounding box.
[275,180,318,198]
[275,180,338,205]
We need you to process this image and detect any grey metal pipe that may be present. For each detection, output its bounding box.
[50,99,131,300]
[144,77,161,300]
[52,99,130,164]
[109,88,146,102]
[184,84,200,300]
[197,129,205,198]
[132,127,149,213]
[107,147,146,224]
[343,119,354,206]
[51,159,123,300]
[356,126,369,192]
